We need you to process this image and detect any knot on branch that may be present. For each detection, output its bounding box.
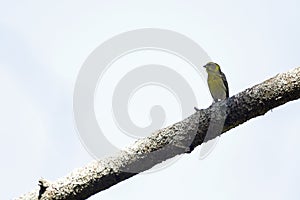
[38,178,51,199]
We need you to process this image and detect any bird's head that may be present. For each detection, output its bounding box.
[203,62,221,73]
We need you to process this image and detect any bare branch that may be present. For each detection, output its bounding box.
[16,67,300,200]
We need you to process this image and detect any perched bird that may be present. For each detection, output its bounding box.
[204,62,229,102]
[195,62,229,111]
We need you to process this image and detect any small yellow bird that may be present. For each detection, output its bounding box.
[204,62,229,102]
[195,62,229,111]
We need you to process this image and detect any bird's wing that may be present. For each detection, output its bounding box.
[220,71,229,97]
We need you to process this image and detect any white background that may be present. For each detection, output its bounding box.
[1,0,300,199]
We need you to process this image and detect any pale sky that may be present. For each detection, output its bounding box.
[1,1,300,199]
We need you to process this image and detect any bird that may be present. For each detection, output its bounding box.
[204,62,229,102]
[195,62,229,111]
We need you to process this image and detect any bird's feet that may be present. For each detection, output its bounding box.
[194,106,200,111]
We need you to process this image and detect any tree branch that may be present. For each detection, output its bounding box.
[17,67,300,200]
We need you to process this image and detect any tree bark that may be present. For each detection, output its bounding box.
[16,67,300,200]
